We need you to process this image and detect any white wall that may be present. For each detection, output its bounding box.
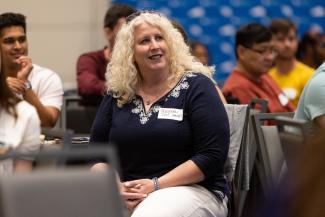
[1,0,109,90]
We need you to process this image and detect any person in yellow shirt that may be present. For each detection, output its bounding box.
[269,19,314,107]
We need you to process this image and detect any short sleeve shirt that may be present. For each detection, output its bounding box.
[294,63,325,122]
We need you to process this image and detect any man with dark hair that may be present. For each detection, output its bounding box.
[0,12,63,127]
[268,18,314,107]
[189,41,210,65]
[223,23,294,113]
[171,20,188,44]
[297,30,325,69]
[76,4,136,105]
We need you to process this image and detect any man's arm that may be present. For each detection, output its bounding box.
[7,56,62,127]
[216,86,227,103]
[24,89,59,127]
[313,114,325,129]
[77,53,106,96]
[14,159,33,172]
[305,65,325,130]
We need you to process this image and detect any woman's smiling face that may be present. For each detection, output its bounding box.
[133,22,170,75]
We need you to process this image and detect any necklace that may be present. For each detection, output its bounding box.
[140,82,173,106]
[145,100,151,105]
[144,96,157,106]
[143,93,162,106]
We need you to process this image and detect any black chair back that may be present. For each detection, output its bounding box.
[251,112,294,195]
[61,96,99,134]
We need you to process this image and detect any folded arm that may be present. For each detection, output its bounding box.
[24,89,60,127]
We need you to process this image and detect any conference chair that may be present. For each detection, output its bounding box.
[0,146,126,217]
[226,98,268,217]
[230,107,264,217]
[251,112,294,196]
[224,104,249,182]
[60,96,99,134]
[224,104,249,217]
[274,116,311,171]
[249,98,268,113]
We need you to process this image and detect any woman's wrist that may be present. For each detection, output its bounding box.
[152,177,160,191]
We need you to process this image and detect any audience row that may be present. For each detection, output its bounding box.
[0,4,325,217]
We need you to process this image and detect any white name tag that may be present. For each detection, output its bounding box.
[278,93,289,106]
[158,108,183,121]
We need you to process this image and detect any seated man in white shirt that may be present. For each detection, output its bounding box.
[0,12,63,127]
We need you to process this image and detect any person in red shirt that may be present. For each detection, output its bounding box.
[223,23,294,113]
[76,4,136,105]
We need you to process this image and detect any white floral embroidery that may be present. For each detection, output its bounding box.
[131,98,162,124]
[131,73,197,124]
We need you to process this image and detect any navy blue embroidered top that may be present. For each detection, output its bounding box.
[90,72,230,195]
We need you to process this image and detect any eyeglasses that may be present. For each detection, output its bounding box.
[125,10,162,23]
[244,46,278,56]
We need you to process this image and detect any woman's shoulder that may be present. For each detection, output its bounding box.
[183,72,215,86]
[102,92,115,102]
[1,101,40,131]
[99,93,118,108]
[184,71,212,80]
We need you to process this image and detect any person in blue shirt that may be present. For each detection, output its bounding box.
[90,11,230,217]
[294,62,325,129]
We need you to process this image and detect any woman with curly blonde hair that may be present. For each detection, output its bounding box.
[107,11,217,107]
[90,11,229,217]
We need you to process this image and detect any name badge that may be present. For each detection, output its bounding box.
[278,93,289,106]
[158,108,183,121]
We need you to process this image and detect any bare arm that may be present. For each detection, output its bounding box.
[6,79,60,127]
[314,114,325,129]
[123,160,204,193]
[23,89,59,127]
[14,159,33,172]
[92,160,204,194]
[7,56,61,127]
[159,160,204,188]
[216,86,227,104]
[117,160,204,211]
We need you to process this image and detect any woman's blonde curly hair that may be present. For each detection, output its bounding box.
[106,11,216,107]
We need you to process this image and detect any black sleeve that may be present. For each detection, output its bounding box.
[89,94,113,143]
[188,74,230,179]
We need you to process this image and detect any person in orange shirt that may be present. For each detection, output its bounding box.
[223,23,294,113]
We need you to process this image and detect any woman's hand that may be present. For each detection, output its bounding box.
[124,179,155,195]
[90,164,154,211]
[120,181,148,211]
[120,178,156,211]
